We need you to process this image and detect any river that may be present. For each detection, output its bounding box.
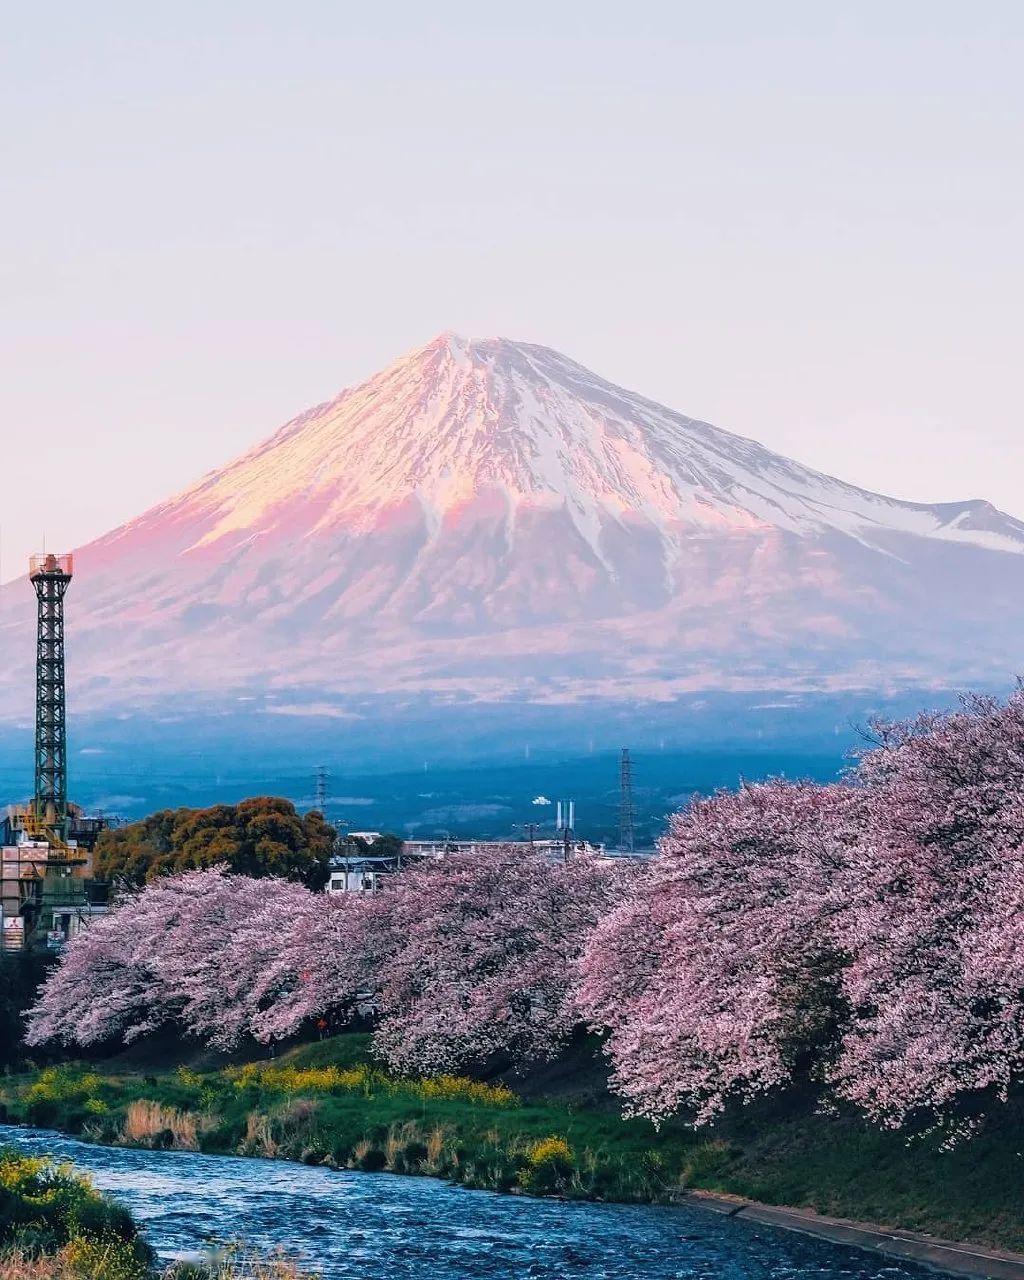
[1,1125,950,1278]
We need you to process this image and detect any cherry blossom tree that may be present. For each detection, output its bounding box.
[579,780,859,1124]
[26,869,300,1048]
[34,691,1024,1143]
[27,853,630,1062]
[831,692,1024,1135]
[369,847,636,1075]
[25,893,171,1048]
[230,888,380,1044]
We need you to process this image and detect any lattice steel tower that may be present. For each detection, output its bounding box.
[30,553,73,835]
[618,747,635,855]
[314,764,328,812]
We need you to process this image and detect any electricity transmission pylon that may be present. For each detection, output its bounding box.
[618,747,635,855]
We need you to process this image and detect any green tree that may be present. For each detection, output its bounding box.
[0,952,51,1068]
[346,832,404,858]
[93,797,336,891]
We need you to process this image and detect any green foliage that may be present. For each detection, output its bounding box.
[0,955,52,1070]
[226,1062,518,1109]
[517,1136,575,1193]
[52,1234,148,1280]
[8,1033,1024,1249]
[24,1069,104,1106]
[0,1149,150,1272]
[17,1069,111,1133]
[93,798,336,890]
[343,833,403,859]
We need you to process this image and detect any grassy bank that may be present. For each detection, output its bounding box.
[0,1146,150,1280]
[3,1034,1024,1253]
[0,1248,308,1280]
[0,1147,311,1279]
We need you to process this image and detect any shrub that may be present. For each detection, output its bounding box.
[226,1061,517,1109]
[0,1150,150,1270]
[21,1070,106,1127]
[517,1136,576,1193]
[56,1236,147,1280]
[121,1101,208,1150]
[350,1141,386,1172]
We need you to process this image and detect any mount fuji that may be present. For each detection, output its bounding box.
[2,333,1023,725]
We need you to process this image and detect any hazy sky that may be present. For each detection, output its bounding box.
[1,3,1021,580]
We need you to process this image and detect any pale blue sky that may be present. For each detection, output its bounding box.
[1,3,1021,579]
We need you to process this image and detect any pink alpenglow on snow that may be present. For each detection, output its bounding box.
[3,333,1024,715]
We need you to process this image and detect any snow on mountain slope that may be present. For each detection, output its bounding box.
[91,332,1024,560]
[2,332,1023,717]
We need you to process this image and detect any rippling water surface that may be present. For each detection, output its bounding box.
[1,1126,947,1279]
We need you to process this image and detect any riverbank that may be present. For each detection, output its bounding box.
[684,1192,1024,1280]
[4,1033,1024,1260]
[0,1145,311,1279]
[0,1251,309,1280]
[0,1145,151,1279]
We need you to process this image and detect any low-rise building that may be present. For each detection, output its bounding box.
[326,835,609,894]
[0,805,109,954]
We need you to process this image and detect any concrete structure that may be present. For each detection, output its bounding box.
[0,825,106,954]
[403,837,605,863]
[326,836,610,895]
[0,554,111,955]
[682,1190,1024,1280]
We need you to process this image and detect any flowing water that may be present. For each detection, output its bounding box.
[1,1125,950,1279]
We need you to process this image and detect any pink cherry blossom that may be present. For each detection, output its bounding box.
[370,846,637,1075]
[831,692,1024,1133]
[579,780,859,1124]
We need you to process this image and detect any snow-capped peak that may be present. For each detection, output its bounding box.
[143,332,1024,563]
[6,332,1023,715]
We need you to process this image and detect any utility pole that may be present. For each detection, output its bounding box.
[513,822,538,846]
[618,748,635,855]
[555,799,575,863]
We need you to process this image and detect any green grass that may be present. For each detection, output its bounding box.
[4,1034,1024,1252]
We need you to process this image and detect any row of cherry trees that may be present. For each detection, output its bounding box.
[582,691,1024,1138]
[26,849,635,1077]
[27,691,1024,1138]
